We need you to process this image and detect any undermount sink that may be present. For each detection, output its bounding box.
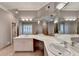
[48,43,72,56]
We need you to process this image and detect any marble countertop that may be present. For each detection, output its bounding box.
[14,34,79,56]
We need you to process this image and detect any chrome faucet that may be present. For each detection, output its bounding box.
[71,41,75,46]
[63,41,68,48]
[61,41,68,48]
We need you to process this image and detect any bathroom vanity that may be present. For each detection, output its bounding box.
[14,34,79,56]
[13,35,34,51]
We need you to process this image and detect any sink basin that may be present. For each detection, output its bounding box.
[48,43,71,56]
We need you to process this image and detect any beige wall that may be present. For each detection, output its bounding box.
[38,2,55,18]
[60,11,78,18]
[0,9,15,49]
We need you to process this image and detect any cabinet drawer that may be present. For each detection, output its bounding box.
[14,38,33,51]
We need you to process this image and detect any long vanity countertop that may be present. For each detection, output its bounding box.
[14,34,79,56]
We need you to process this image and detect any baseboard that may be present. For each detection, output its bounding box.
[0,42,11,50]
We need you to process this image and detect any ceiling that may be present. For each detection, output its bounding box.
[0,2,49,11]
[1,2,79,11]
[0,2,79,11]
[62,2,79,11]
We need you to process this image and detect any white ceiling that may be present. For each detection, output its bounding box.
[62,2,79,11]
[0,2,49,11]
[1,2,79,11]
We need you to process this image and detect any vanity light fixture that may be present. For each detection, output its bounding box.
[26,19,28,21]
[29,19,32,21]
[72,19,76,21]
[69,19,73,21]
[65,19,68,21]
[22,19,25,21]
[65,17,77,21]
[21,18,33,22]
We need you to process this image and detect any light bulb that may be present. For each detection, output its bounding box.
[29,19,32,21]
[22,19,25,21]
[26,19,28,21]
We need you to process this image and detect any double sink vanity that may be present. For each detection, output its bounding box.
[14,34,79,56]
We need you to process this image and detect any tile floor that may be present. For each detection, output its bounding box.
[0,45,43,56]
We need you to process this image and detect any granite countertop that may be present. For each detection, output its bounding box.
[14,34,79,56]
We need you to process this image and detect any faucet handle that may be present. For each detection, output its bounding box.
[71,41,75,46]
[63,41,68,48]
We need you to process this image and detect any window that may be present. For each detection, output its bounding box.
[59,23,64,34]
[22,24,32,35]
